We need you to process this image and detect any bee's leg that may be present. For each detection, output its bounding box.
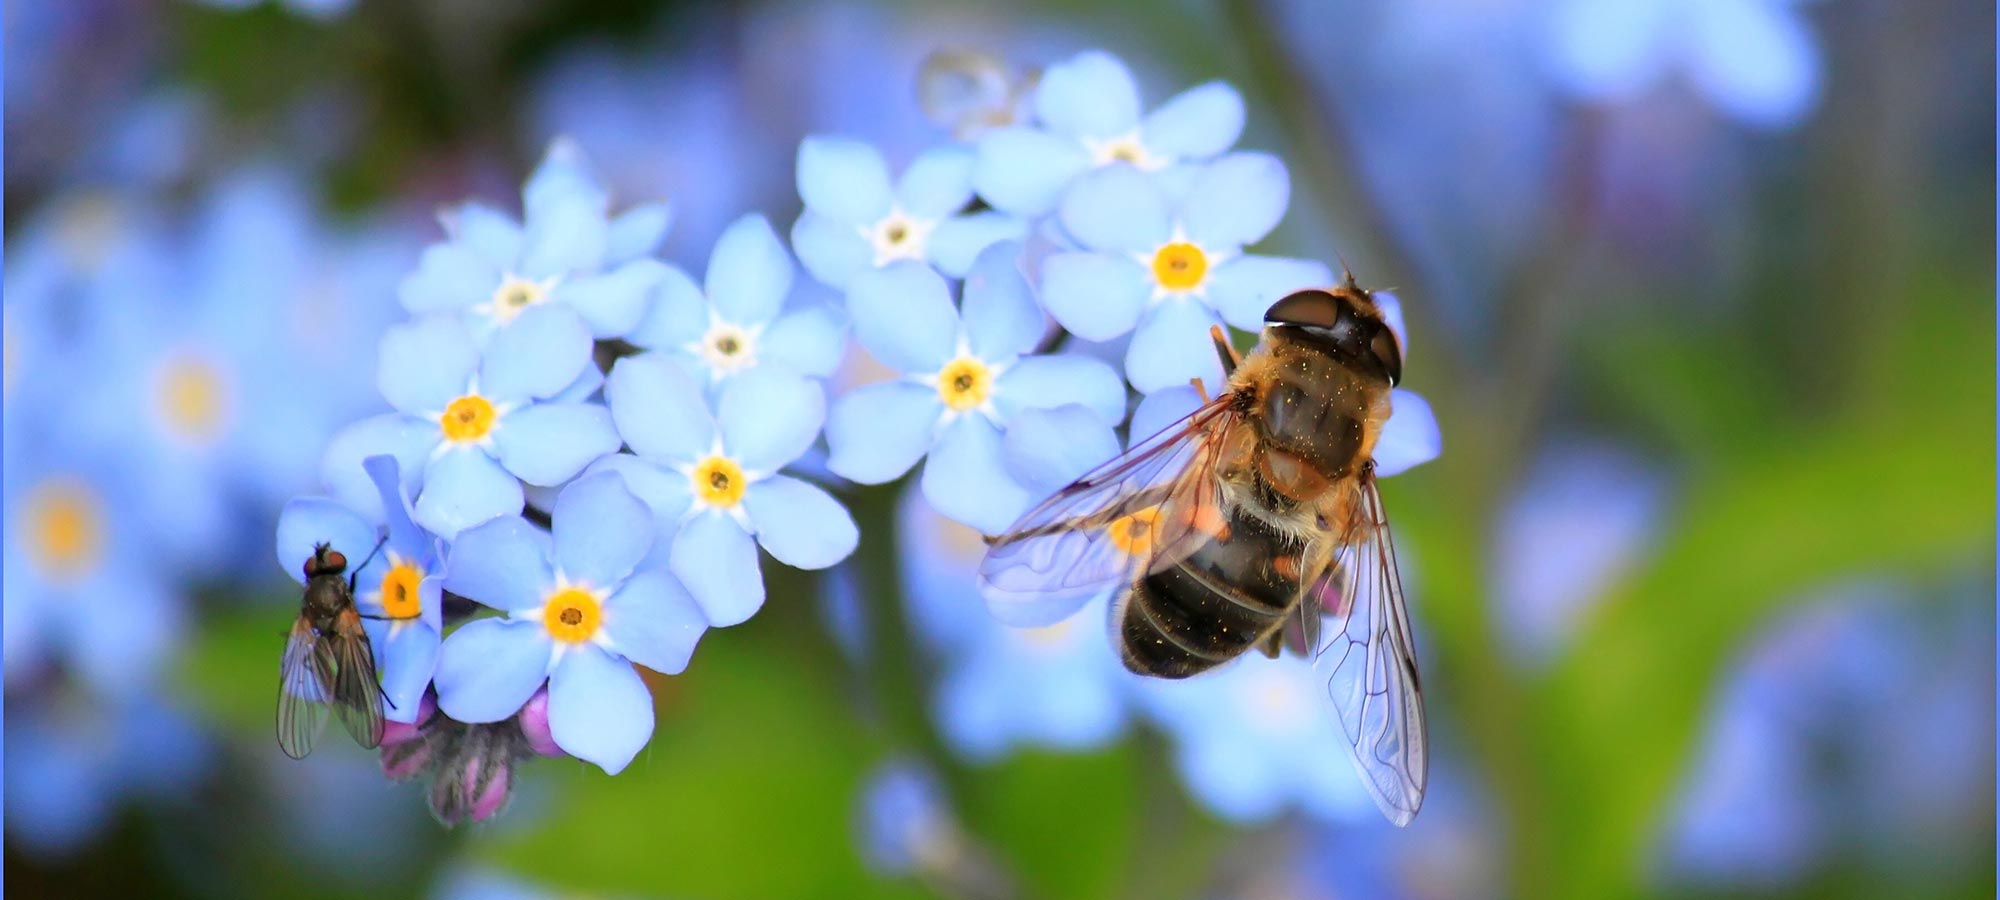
[1190,378,1211,403]
[1208,325,1240,375]
[349,533,390,592]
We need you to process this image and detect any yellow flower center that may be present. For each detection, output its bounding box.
[541,587,603,643]
[378,562,424,619]
[935,357,992,412]
[490,274,549,322]
[19,479,103,582]
[439,394,497,443]
[1150,242,1209,292]
[692,456,747,508]
[1106,506,1161,558]
[157,353,232,447]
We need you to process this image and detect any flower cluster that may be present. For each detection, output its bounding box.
[275,46,1442,827]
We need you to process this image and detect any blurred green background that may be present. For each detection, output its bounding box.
[3,1,1993,899]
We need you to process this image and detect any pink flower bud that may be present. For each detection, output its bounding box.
[516,687,565,758]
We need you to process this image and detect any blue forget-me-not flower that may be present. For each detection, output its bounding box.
[791,137,1026,291]
[434,473,708,775]
[1040,154,1333,393]
[626,213,846,389]
[825,243,1125,535]
[1543,0,1823,129]
[973,49,1246,218]
[589,355,859,627]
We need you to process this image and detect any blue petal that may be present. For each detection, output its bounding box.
[606,203,673,264]
[413,448,524,540]
[374,619,440,725]
[705,214,793,327]
[378,315,477,415]
[443,514,554,613]
[796,136,894,225]
[434,618,552,724]
[445,203,525,267]
[275,498,376,586]
[554,259,667,338]
[523,138,610,224]
[718,369,823,472]
[552,472,654,589]
[626,263,706,351]
[1034,50,1142,139]
[1374,389,1442,477]
[548,644,654,775]
[972,126,1093,218]
[519,194,609,279]
[743,475,857,569]
[602,570,707,674]
[895,145,976,219]
[960,241,1043,361]
[921,416,1035,535]
[1125,300,1225,395]
[398,243,498,315]
[480,305,593,403]
[492,402,620,486]
[605,354,714,463]
[1141,81,1246,161]
[993,354,1126,424]
[1000,405,1121,495]
[68,576,180,702]
[1131,385,1206,442]
[761,304,847,379]
[1545,0,1673,101]
[1181,153,1290,250]
[847,262,959,373]
[669,513,764,627]
[825,381,944,484]
[1373,291,1409,358]
[550,361,605,404]
[928,212,1029,279]
[1040,252,1149,341]
[363,454,430,565]
[321,414,438,522]
[1206,255,1333,332]
[790,211,872,292]
[1059,166,1172,254]
[1685,0,1819,128]
[584,455,694,563]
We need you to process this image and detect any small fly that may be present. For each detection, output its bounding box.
[277,538,388,759]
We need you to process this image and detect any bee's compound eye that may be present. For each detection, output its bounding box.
[1370,325,1404,386]
[1263,289,1342,329]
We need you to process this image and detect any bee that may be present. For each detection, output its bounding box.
[277,539,388,759]
[979,275,1427,825]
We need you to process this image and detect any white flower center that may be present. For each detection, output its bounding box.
[694,320,760,375]
[866,207,938,267]
[485,273,556,324]
[1084,131,1166,171]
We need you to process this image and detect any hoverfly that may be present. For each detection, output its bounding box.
[979,276,1427,825]
[277,539,388,759]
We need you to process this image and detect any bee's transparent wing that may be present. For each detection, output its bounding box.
[978,397,1238,626]
[277,618,332,759]
[1309,477,1428,826]
[327,608,386,750]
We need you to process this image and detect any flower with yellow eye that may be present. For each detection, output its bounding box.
[790,138,1025,292]
[353,307,619,540]
[824,244,1126,535]
[585,354,857,630]
[434,473,707,775]
[1040,154,1334,394]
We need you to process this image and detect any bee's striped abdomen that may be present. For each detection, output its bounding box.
[1117,506,1301,679]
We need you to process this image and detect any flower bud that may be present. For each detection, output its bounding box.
[515,687,565,758]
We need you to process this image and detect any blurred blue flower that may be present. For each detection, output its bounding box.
[274,456,443,723]
[792,137,1026,291]
[590,356,858,626]
[399,139,671,342]
[974,49,1246,218]
[334,307,619,540]
[1140,654,1377,824]
[1544,0,1823,129]
[898,488,1133,759]
[626,214,847,389]
[856,758,960,876]
[435,473,708,774]
[194,0,357,20]
[826,244,1126,534]
[1039,157,1331,393]
[3,692,208,858]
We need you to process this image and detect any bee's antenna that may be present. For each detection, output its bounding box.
[1334,251,1362,293]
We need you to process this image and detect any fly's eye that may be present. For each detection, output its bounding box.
[308,547,347,578]
[1369,326,1403,386]
[1263,289,1342,329]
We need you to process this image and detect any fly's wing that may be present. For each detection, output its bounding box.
[277,617,333,759]
[327,607,387,749]
[1308,476,1428,826]
[978,397,1239,626]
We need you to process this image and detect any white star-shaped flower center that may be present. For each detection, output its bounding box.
[864,206,939,267]
[1084,130,1167,172]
